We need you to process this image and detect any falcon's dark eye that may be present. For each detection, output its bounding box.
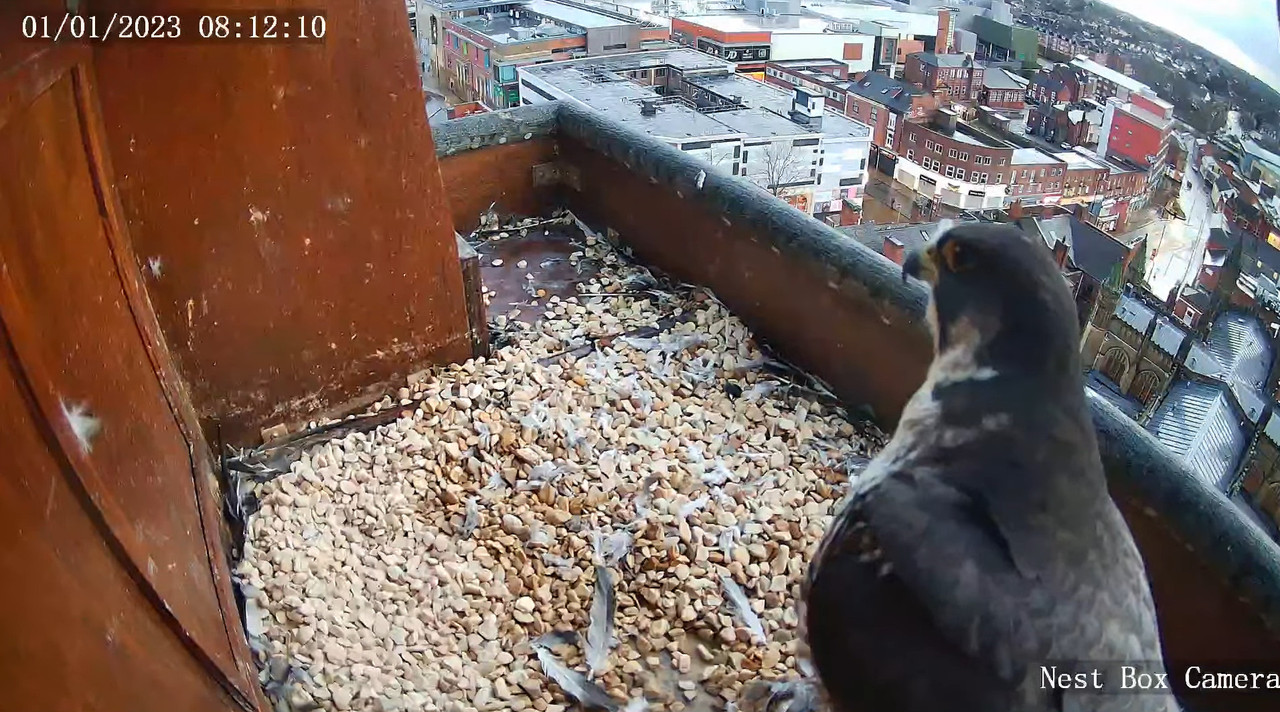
[940,240,973,274]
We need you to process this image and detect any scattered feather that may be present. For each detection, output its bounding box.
[533,640,619,710]
[721,575,767,644]
[60,400,101,453]
[585,565,616,677]
[743,382,778,402]
[678,494,710,520]
[461,497,480,538]
[718,525,741,555]
[702,459,734,486]
[592,530,632,567]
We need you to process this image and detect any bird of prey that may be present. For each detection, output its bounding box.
[802,223,1176,712]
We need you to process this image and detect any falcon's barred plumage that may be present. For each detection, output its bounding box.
[802,223,1176,712]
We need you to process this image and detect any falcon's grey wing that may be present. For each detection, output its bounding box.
[806,461,1059,712]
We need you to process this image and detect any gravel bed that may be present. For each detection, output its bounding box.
[236,216,885,712]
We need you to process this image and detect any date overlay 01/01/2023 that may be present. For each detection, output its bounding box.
[20,11,328,44]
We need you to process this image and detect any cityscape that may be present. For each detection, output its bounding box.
[409,0,1280,539]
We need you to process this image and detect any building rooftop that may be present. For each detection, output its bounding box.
[677,13,838,34]
[525,0,638,28]
[455,13,582,44]
[1120,101,1172,131]
[771,58,847,70]
[911,52,977,68]
[1071,55,1149,94]
[708,106,821,138]
[422,0,529,10]
[843,71,924,114]
[1053,150,1108,170]
[1147,380,1246,491]
[1016,213,1128,285]
[686,72,872,140]
[1146,310,1275,501]
[983,67,1029,91]
[1010,147,1061,165]
[803,2,941,36]
[521,48,871,143]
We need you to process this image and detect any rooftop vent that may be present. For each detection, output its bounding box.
[640,99,658,116]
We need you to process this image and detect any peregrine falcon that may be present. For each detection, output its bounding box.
[803,223,1176,712]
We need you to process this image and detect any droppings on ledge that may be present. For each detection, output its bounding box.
[235,211,887,712]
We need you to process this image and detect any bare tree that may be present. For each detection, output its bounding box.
[758,142,811,197]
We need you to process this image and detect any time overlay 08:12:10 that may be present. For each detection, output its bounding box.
[199,13,327,40]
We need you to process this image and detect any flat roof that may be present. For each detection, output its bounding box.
[710,107,819,138]
[456,13,581,43]
[1070,55,1149,94]
[522,48,871,143]
[1053,151,1108,169]
[525,0,634,28]
[771,58,846,68]
[802,2,940,35]
[678,13,839,34]
[686,72,871,140]
[1011,147,1062,165]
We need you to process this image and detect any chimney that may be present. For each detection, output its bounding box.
[935,9,953,54]
[1053,239,1069,268]
[789,87,824,129]
[933,107,958,134]
[883,237,906,265]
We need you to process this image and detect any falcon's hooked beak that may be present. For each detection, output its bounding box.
[902,245,939,286]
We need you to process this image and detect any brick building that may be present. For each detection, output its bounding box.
[903,52,984,101]
[1027,63,1085,105]
[1028,100,1104,147]
[762,59,853,111]
[444,0,668,108]
[1071,54,1150,103]
[979,67,1028,109]
[670,13,876,76]
[894,110,1015,210]
[1099,91,1173,172]
[1055,150,1111,205]
[1007,148,1067,205]
[842,71,942,154]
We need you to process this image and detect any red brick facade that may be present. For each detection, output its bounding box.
[898,123,1011,185]
[903,53,983,101]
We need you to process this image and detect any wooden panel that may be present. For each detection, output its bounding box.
[0,337,240,712]
[0,37,259,710]
[92,0,473,443]
[0,70,243,687]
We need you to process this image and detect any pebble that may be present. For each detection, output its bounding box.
[240,216,885,712]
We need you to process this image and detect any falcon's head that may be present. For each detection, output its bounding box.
[903,222,1082,387]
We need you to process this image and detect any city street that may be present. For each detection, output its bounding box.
[422,66,464,126]
[1128,168,1217,300]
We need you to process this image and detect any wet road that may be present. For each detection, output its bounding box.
[1133,169,1217,300]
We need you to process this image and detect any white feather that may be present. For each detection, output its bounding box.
[61,400,101,453]
[721,575,767,644]
[534,642,618,710]
[585,565,615,676]
[461,497,480,538]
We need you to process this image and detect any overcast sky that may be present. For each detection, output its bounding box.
[1100,0,1280,93]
